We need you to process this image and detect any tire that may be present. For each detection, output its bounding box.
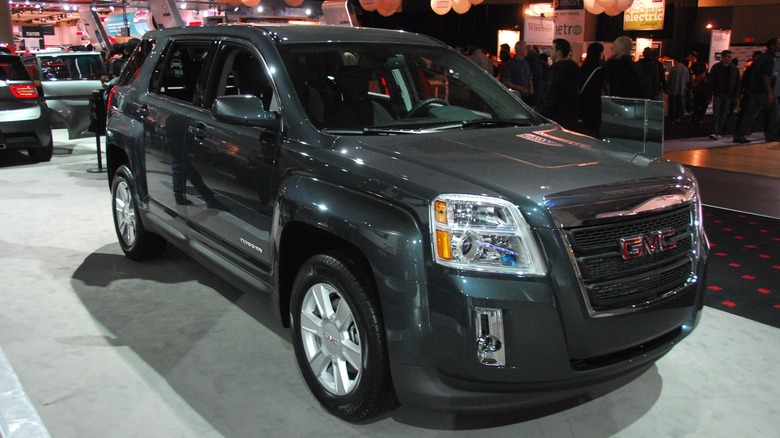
[290,250,396,422]
[28,144,53,163]
[111,166,167,261]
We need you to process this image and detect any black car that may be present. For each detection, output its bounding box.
[106,24,709,422]
[0,53,53,162]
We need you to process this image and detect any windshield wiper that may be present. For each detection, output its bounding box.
[362,127,425,135]
[460,119,535,129]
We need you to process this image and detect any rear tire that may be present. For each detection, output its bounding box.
[111,166,167,261]
[28,144,53,163]
[290,250,396,422]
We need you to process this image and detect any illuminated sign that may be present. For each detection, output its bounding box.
[624,0,665,31]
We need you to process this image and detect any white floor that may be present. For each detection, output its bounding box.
[1,131,779,437]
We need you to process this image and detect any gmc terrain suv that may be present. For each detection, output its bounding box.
[106,24,709,422]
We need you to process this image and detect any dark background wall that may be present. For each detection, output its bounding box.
[352,0,777,60]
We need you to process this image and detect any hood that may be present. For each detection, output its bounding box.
[343,125,684,224]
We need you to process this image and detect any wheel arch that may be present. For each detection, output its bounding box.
[274,175,428,329]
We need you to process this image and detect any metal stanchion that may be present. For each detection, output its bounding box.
[87,89,107,173]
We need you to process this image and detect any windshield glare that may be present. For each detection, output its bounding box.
[280,44,534,132]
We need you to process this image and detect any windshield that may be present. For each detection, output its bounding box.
[279,43,536,133]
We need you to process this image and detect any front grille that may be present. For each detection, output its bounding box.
[564,205,695,312]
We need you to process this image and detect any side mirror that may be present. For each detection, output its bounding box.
[212,95,280,129]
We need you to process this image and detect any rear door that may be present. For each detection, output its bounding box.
[140,39,215,234]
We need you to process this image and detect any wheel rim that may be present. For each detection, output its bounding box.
[114,180,137,247]
[299,282,362,396]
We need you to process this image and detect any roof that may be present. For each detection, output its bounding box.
[146,24,444,47]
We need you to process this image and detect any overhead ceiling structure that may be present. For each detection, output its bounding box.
[10,0,540,26]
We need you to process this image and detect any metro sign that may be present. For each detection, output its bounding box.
[620,229,676,260]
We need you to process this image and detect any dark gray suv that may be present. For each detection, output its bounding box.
[106,24,709,422]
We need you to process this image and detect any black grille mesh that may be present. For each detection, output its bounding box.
[564,206,695,311]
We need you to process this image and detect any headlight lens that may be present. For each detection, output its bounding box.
[431,194,546,275]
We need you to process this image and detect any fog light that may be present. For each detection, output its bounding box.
[475,307,505,366]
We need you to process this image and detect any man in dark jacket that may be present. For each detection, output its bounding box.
[708,50,740,139]
[538,38,579,130]
[603,36,641,98]
[636,47,665,100]
[734,38,780,143]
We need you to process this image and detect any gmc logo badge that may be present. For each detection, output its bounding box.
[620,229,676,260]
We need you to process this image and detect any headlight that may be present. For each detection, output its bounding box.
[431,194,546,275]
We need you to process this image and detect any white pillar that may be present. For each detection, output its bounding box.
[0,1,13,49]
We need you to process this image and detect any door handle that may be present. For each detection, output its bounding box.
[187,123,207,139]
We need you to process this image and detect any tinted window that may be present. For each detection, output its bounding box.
[150,41,212,104]
[0,55,33,81]
[36,54,105,80]
[117,38,156,87]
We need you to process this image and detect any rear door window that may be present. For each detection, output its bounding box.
[117,39,156,86]
[150,40,213,105]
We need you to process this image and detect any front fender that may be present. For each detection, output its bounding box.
[275,174,428,281]
[274,174,437,366]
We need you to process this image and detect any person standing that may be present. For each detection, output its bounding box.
[636,47,665,100]
[667,55,691,124]
[734,51,762,135]
[733,38,780,144]
[577,42,605,137]
[772,54,780,141]
[690,53,711,124]
[526,46,546,107]
[603,36,641,98]
[467,44,493,73]
[496,43,511,81]
[502,41,533,100]
[708,50,740,139]
[538,38,579,130]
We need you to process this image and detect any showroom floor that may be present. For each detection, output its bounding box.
[1,130,778,437]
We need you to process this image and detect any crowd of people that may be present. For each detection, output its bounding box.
[465,36,780,143]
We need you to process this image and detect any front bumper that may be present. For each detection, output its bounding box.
[385,250,706,413]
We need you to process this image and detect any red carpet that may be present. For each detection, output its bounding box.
[703,206,780,328]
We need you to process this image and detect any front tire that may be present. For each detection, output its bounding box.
[111,166,167,261]
[291,251,395,422]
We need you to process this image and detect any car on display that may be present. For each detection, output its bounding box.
[105,24,709,422]
[0,53,53,162]
[22,51,106,139]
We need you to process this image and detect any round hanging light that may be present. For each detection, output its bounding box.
[583,0,606,14]
[431,0,452,15]
[452,0,471,14]
[615,0,634,11]
[360,0,378,12]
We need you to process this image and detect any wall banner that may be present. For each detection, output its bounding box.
[524,17,556,47]
[624,0,665,31]
[709,29,732,69]
[554,9,585,44]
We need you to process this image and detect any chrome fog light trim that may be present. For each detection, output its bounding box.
[475,307,506,366]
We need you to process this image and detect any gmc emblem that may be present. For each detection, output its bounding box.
[620,229,676,260]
